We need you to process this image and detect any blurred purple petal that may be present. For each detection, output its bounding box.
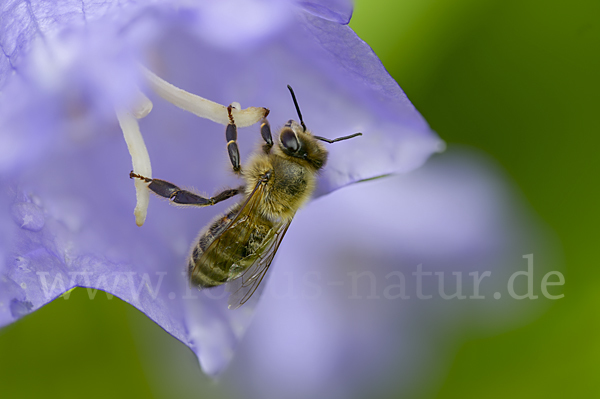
[0,0,442,375]
[219,147,559,399]
[184,0,296,51]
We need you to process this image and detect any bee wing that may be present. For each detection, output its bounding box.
[190,173,290,309]
[226,217,293,310]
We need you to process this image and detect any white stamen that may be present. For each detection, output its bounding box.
[131,87,153,119]
[116,110,152,227]
[141,66,267,126]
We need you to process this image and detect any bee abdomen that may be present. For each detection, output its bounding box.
[188,208,239,288]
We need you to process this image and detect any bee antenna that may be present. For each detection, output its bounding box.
[313,132,363,143]
[287,85,307,132]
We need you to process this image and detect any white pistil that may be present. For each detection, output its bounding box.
[141,66,267,126]
[117,110,152,227]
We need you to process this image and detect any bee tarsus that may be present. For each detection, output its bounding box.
[129,171,152,182]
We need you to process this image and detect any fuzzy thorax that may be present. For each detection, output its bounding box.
[242,153,316,221]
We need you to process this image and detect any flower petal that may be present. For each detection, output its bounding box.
[0,0,442,376]
[296,0,354,25]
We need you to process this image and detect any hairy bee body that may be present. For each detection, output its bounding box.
[188,140,322,290]
[188,204,272,287]
[244,152,317,218]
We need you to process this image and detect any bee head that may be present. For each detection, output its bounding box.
[279,85,361,170]
[278,120,328,170]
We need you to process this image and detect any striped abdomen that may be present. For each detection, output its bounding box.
[188,205,273,288]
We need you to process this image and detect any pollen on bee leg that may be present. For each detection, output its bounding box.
[140,65,268,127]
[116,110,152,226]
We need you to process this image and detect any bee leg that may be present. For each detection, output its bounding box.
[226,105,241,174]
[260,114,273,154]
[130,172,242,206]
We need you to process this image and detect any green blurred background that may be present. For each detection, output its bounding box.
[1,0,598,397]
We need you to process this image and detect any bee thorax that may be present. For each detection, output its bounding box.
[258,156,314,220]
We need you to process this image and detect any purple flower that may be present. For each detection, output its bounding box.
[0,0,444,375]
[1,1,557,392]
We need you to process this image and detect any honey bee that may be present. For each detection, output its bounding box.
[131,86,361,309]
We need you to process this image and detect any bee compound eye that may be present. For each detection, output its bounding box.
[281,129,299,153]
